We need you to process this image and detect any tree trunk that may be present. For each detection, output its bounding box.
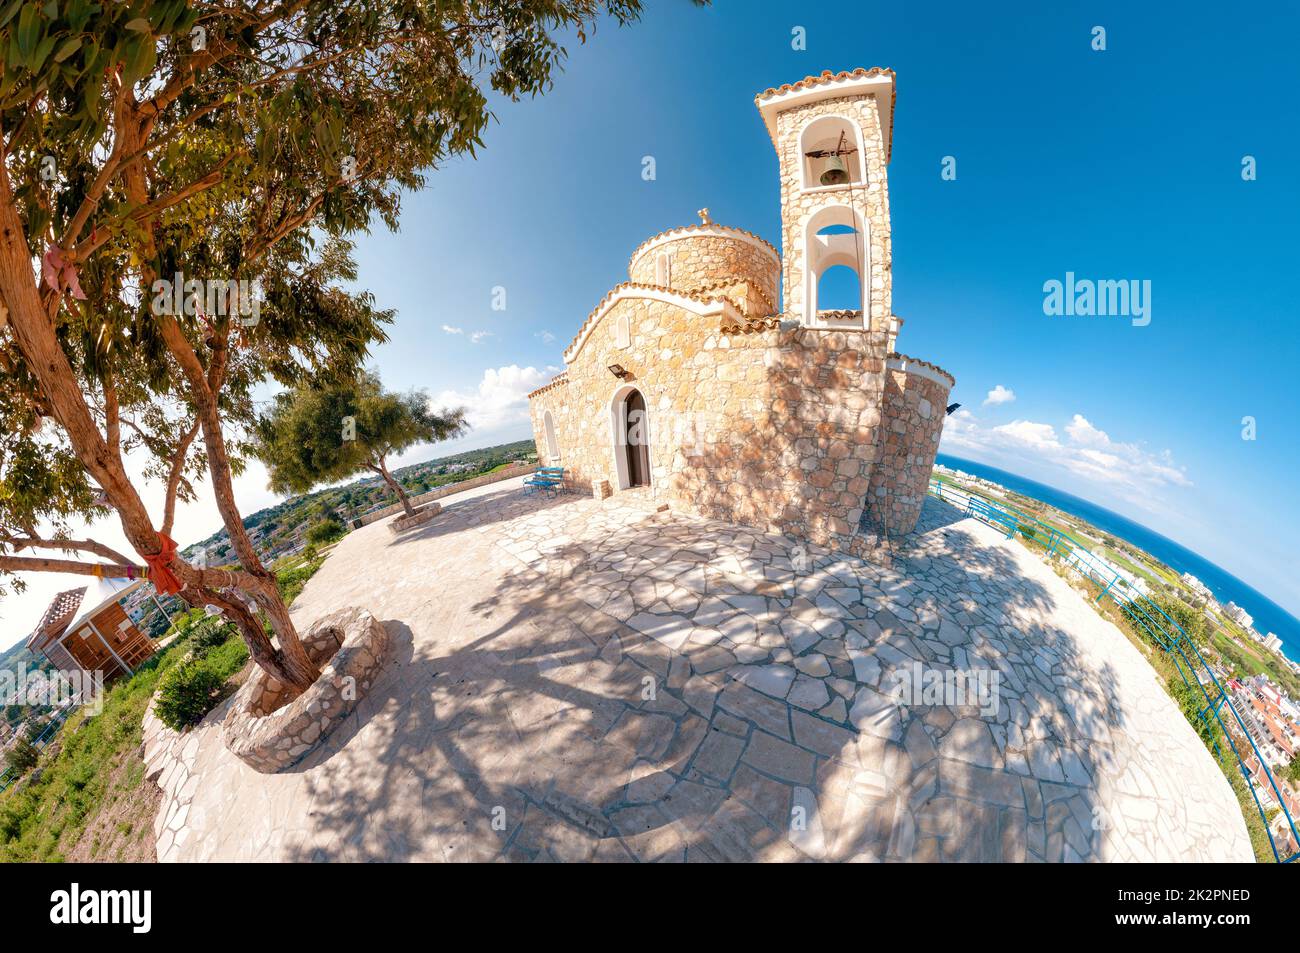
[191,384,320,690]
[153,311,319,692]
[0,156,319,696]
[182,587,304,689]
[376,457,416,517]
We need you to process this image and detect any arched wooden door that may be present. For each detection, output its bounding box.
[624,389,650,487]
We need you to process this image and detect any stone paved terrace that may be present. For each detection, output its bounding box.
[155,477,1252,862]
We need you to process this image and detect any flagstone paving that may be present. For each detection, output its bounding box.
[155,477,1251,862]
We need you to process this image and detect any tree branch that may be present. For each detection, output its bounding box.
[0,554,142,577]
[103,373,121,459]
[161,420,202,537]
[2,531,135,566]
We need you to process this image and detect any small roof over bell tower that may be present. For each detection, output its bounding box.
[755,67,896,163]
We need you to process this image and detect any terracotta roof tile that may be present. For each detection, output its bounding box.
[558,282,744,366]
[888,350,956,387]
[720,317,782,336]
[755,66,896,101]
[25,586,87,650]
[527,372,569,400]
[754,67,897,162]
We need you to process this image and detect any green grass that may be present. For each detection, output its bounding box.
[275,553,327,606]
[0,552,329,862]
[0,640,186,861]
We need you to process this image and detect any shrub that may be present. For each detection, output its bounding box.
[276,554,326,606]
[153,660,224,731]
[1169,678,1222,750]
[203,638,250,682]
[5,736,38,775]
[307,518,346,546]
[189,617,235,655]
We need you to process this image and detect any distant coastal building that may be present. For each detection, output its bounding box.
[528,68,955,551]
[1264,632,1284,653]
[1235,677,1297,770]
[1181,572,1212,601]
[1224,601,1255,630]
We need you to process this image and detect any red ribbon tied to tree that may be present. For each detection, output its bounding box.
[143,533,184,595]
[41,245,86,300]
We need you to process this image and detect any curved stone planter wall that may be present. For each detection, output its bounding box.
[222,607,388,773]
[389,501,441,534]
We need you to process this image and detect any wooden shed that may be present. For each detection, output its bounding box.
[26,577,159,680]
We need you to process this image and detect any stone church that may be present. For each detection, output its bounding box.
[528,68,955,556]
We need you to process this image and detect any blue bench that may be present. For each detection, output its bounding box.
[524,467,566,497]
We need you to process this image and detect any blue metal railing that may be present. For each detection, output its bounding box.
[929,477,1300,863]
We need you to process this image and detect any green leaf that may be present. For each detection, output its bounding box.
[0,0,21,28]
[52,36,80,63]
[120,34,155,83]
[124,17,151,33]
[28,30,54,72]
[15,3,40,67]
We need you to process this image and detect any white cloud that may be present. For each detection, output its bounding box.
[941,408,1191,510]
[441,325,463,335]
[430,364,549,433]
[469,330,495,344]
[991,419,1059,451]
[983,384,1016,406]
[1065,413,1108,447]
[535,330,557,345]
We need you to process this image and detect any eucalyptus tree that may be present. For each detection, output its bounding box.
[0,0,668,693]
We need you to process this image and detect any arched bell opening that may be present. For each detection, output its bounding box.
[804,207,869,326]
[800,115,866,190]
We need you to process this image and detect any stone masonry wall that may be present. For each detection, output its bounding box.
[354,463,537,527]
[865,363,953,535]
[628,230,780,312]
[775,94,893,329]
[530,294,903,553]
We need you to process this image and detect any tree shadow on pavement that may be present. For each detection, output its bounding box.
[279,489,1137,862]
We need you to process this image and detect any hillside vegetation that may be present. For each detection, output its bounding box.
[0,556,326,862]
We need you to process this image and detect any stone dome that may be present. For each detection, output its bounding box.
[627,220,780,311]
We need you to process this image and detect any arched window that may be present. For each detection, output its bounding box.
[615,312,631,349]
[804,207,868,326]
[543,410,560,462]
[654,252,672,288]
[799,115,865,191]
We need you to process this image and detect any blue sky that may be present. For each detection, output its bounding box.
[4,0,1297,646]
[344,0,1298,617]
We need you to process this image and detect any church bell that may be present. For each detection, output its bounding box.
[819,154,848,186]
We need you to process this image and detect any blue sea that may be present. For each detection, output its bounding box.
[936,454,1300,663]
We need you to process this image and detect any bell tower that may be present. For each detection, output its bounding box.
[755,68,895,331]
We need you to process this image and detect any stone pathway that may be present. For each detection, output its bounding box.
[154,477,1251,862]
[141,692,201,861]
